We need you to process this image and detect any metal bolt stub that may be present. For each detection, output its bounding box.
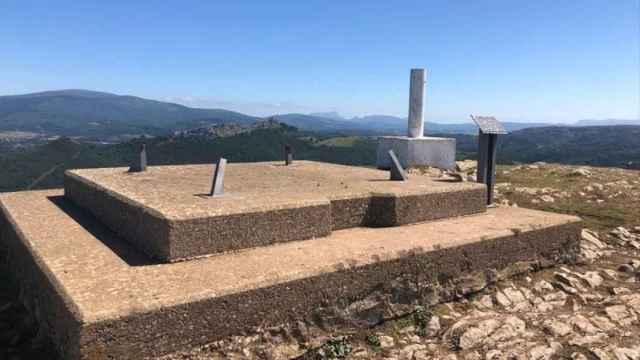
[209,158,227,197]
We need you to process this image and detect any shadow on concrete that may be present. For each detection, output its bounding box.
[47,196,159,267]
[433,178,464,183]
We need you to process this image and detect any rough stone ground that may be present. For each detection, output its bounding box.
[158,226,640,360]
[1,163,639,359]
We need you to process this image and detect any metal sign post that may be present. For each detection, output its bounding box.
[470,115,508,205]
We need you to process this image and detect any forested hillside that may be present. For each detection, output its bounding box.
[0,126,377,192]
[0,124,637,193]
[0,90,259,137]
[498,125,640,167]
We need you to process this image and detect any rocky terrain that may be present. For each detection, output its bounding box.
[1,163,639,359]
[169,227,640,360]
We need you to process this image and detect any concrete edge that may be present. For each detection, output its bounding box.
[78,220,582,358]
[64,170,168,220]
[0,199,84,359]
[65,172,172,261]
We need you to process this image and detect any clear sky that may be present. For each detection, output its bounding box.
[1,0,638,122]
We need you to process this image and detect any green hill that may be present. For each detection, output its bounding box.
[498,125,640,167]
[434,125,640,169]
[0,90,259,136]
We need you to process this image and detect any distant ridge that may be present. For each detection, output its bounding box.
[574,119,640,126]
[309,111,345,120]
[0,89,259,137]
[4,89,120,99]
[1,89,636,139]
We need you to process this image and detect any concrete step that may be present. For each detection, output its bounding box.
[0,189,580,359]
[64,161,486,262]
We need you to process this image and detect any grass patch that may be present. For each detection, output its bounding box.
[365,333,381,351]
[497,164,640,231]
[315,136,363,147]
[317,337,352,359]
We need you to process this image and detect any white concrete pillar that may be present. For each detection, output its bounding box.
[407,68,426,138]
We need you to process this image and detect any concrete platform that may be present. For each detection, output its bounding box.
[376,136,456,170]
[65,161,486,262]
[0,189,581,359]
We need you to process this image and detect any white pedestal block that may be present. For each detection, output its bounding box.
[376,136,456,170]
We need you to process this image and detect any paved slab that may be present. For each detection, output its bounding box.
[65,161,486,262]
[0,189,580,359]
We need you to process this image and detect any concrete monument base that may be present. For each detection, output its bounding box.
[376,136,456,170]
[64,161,485,262]
[0,189,581,359]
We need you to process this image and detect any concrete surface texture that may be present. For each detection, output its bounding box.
[376,136,457,170]
[0,188,580,359]
[65,161,485,262]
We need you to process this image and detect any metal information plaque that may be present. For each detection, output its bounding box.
[471,115,508,135]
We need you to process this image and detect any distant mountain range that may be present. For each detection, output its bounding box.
[0,89,259,138]
[217,114,639,135]
[0,89,637,139]
[574,119,640,126]
[288,113,553,134]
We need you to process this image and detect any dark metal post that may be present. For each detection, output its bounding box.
[477,131,488,184]
[470,115,507,205]
[477,132,498,205]
[388,150,408,181]
[128,144,147,172]
[486,133,498,204]
[209,158,227,197]
[284,144,293,165]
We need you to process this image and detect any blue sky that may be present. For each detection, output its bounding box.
[1,1,638,122]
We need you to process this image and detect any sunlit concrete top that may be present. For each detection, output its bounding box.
[66,161,483,219]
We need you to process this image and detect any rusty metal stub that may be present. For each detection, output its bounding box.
[471,115,508,135]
